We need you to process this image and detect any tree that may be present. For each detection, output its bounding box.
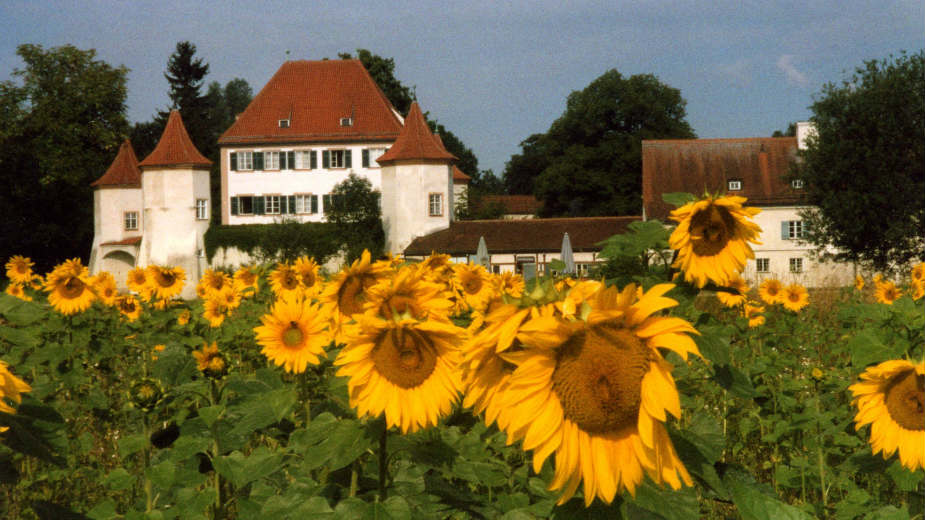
[163,41,211,155]
[772,122,796,137]
[504,70,695,217]
[0,44,129,272]
[795,50,924,271]
[455,169,505,220]
[339,49,414,115]
[325,173,385,263]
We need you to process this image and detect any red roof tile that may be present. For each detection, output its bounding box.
[139,110,211,169]
[473,195,543,215]
[377,102,456,164]
[92,139,141,187]
[642,137,804,221]
[452,166,471,184]
[101,236,142,246]
[404,216,640,256]
[218,60,403,145]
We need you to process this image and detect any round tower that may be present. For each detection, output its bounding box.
[136,110,212,299]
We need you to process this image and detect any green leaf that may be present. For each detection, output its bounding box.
[0,323,40,348]
[847,329,903,369]
[103,468,135,491]
[175,487,216,518]
[0,401,67,466]
[85,499,119,520]
[213,447,284,488]
[661,192,696,208]
[886,460,923,492]
[723,468,813,520]
[146,460,176,489]
[713,365,757,399]
[625,480,699,520]
[118,433,147,458]
[864,505,911,520]
[227,386,296,437]
[198,405,223,428]
[0,293,46,325]
[694,332,731,366]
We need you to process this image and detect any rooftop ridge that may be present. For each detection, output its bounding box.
[376,102,456,164]
[91,139,141,187]
[139,110,211,169]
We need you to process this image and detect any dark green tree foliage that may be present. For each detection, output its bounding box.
[325,174,385,263]
[504,70,695,217]
[796,51,925,271]
[339,49,414,115]
[0,44,129,272]
[772,122,796,137]
[163,41,211,156]
[455,169,505,220]
[428,121,479,176]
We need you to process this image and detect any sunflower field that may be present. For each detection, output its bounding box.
[1,194,923,519]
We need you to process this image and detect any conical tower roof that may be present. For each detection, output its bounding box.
[138,110,211,169]
[377,102,456,164]
[91,139,142,187]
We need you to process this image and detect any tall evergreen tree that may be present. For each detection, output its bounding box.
[163,41,212,156]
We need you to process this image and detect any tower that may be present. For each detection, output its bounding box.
[377,102,456,255]
[136,110,212,299]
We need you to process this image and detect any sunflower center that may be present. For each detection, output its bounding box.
[281,272,299,290]
[463,276,482,295]
[61,277,86,299]
[885,370,925,431]
[156,271,176,288]
[301,271,316,288]
[551,324,651,434]
[282,322,305,348]
[371,327,438,388]
[338,277,365,316]
[690,205,736,257]
[381,294,420,318]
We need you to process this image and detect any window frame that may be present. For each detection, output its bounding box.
[264,195,282,215]
[727,179,743,191]
[264,151,280,170]
[791,179,804,189]
[329,149,346,169]
[293,193,318,214]
[196,199,209,220]
[756,258,770,273]
[789,257,803,273]
[788,220,804,239]
[236,151,253,171]
[236,195,255,215]
[124,211,139,231]
[428,192,444,217]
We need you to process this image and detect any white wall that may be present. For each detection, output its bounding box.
[89,187,142,276]
[380,161,452,255]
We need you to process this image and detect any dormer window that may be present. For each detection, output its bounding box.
[791,179,804,189]
[728,179,742,191]
[279,119,290,128]
[340,117,353,127]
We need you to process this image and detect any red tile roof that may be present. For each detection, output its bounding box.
[101,236,142,246]
[474,195,543,215]
[377,102,457,164]
[452,166,471,184]
[139,110,211,169]
[218,60,403,145]
[92,139,141,187]
[404,216,640,256]
[642,137,804,221]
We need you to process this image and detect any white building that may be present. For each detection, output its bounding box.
[642,128,855,287]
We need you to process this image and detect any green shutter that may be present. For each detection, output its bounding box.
[781,221,789,240]
[322,150,330,169]
[287,195,296,214]
[345,149,352,168]
[230,152,237,171]
[311,195,318,214]
[230,196,239,215]
[362,149,369,167]
[310,151,317,169]
[286,151,294,170]
[254,196,265,215]
[254,152,264,171]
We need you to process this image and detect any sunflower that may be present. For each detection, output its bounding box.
[177,309,191,326]
[503,283,699,505]
[854,275,865,291]
[92,271,118,306]
[44,258,95,315]
[151,344,165,361]
[912,280,924,301]
[875,281,902,305]
[363,265,453,322]
[116,295,142,322]
[849,359,924,471]
[334,314,465,433]
[912,263,925,284]
[0,360,32,415]
[716,276,750,308]
[197,269,232,299]
[203,299,227,328]
[5,256,34,284]
[215,286,242,311]
[268,262,303,300]
[254,297,330,374]
[668,195,762,288]
[192,342,227,378]
[5,283,31,302]
[452,263,496,313]
[233,266,260,296]
[320,250,391,336]
[495,271,525,298]
[781,284,809,312]
[126,267,151,298]
[146,265,186,301]
[758,278,784,305]
[742,302,765,328]
[293,256,323,299]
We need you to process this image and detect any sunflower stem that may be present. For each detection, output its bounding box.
[814,393,827,507]
[349,462,359,497]
[142,413,153,513]
[379,423,388,501]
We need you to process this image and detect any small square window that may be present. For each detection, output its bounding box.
[265,195,281,215]
[791,179,804,189]
[340,117,353,127]
[788,220,805,239]
[279,119,290,128]
[756,258,770,273]
[196,199,208,220]
[236,151,253,170]
[124,211,138,231]
[429,193,444,217]
[728,180,742,191]
[265,151,280,170]
[789,258,803,273]
[330,150,346,168]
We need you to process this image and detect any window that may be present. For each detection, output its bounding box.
[756,258,770,273]
[231,196,254,215]
[340,117,353,127]
[429,193,444,217]
[791,179,804,189]
[789,258,803,273]
[295,150,316,170]
[279,119,290,128]
[233,151,253,170]
[362,148,386,167]
[329,150,346,168]
[783,220,806,239]
[728,179,742,191]
[124,211,138,231]
[196,199,208,220]
[265,195,281,215]
[265,151,280,170]
[294,194,318,214]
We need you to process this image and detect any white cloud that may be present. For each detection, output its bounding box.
[777,54,810,88]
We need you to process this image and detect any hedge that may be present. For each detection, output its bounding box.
[203,220,342,265]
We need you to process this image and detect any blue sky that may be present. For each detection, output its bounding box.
[2,1,922,176]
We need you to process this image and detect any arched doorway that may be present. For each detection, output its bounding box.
[101,250,136,287]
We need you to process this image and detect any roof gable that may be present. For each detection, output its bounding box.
[642,137,803,220]
[377,102,456,164]
[139,110,211,169]
[92,139,141,187]
[404,216,640,256]
[218,60,403,145]
[452,166,471,184]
